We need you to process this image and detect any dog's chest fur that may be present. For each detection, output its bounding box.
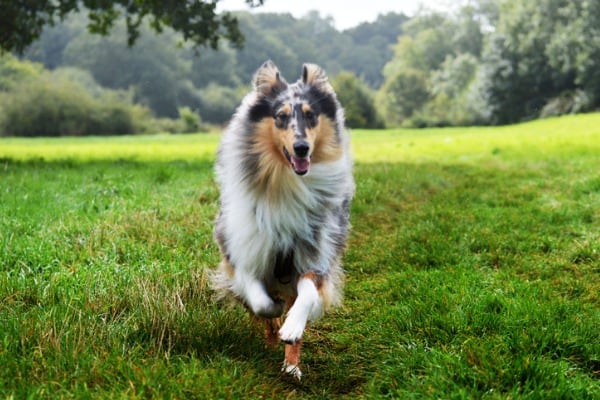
[218,157,349,283]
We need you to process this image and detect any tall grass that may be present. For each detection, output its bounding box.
[0,113,598,398]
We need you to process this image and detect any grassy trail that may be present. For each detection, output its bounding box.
[1,114,599,398]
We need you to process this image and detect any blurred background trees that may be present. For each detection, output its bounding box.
[376,0,600,127]
[1,0,599,135]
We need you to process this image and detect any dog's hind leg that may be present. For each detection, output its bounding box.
[279,272,323,344]
[264,318,281,348]
[282,340,303,380]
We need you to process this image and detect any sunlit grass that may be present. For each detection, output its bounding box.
[351,113,600,164]
[3,113,599,164]
[0,132,220,162]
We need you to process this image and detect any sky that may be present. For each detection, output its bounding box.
[216,0,462,30]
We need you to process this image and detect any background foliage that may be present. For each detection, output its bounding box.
[1,0,600,135]
[377,0,600,127]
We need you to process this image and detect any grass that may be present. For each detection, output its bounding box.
[1,113,599,398]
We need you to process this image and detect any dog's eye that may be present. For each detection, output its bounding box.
[275,112,289,125]
[304,110,317,126]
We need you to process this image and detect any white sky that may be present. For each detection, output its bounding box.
[217,0,462,30]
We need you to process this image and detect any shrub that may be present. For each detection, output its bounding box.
[141,107,210,134]
[332,72,385,129]
[540,90,593,119]
[0,67,153,137]
[144,118,186,134]
[178,107,202,133]
[1,78,88,136]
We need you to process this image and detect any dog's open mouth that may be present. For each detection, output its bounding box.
[283,147,310,176]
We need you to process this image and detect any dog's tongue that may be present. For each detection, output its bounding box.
[291,156,310,175]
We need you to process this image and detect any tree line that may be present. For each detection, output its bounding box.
[0,9,400,136]
[378,0,600,127]
[1,0,599,136]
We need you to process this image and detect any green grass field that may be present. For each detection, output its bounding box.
[1,114,599,398]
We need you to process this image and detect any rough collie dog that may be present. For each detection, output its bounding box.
[211,60,354,379]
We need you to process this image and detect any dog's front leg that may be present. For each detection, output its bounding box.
[282,341,303,380]
[279,273,323,344]
[278,273,323,380]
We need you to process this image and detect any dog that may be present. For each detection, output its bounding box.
[211,60,354,380]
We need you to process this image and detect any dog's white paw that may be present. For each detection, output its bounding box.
[252,298,284,319]
[279,317,305,344]
[282,361,302,381]
[242,279,284,318]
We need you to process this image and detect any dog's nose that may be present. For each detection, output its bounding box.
[293,141,309,158]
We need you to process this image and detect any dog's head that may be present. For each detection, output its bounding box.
[250,60,340,176]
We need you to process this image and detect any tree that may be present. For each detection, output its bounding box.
[233,13,300,82]
[475,0,599,124]
[376,9,482,127]
[0,53,44,90]
[376,67,430,127]
[340,12,408,88]
[188,46,241,89]
[544,1,600,107]
[63,19,200,118]
[21,21,76,69]
[197,83,245,124]
[452,5,484,57]
[0,0,263,54]
[423,53,480,126]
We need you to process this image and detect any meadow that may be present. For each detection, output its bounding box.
[0,114,599,398]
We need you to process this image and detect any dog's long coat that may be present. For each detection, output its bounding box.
[211,61,354,379]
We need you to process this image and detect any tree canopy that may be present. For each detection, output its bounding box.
[0,0,263,54]
[377,0,600,127]
[13,10,405,123]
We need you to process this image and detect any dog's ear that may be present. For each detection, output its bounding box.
[254,60,287,97]
[302,63,334,93]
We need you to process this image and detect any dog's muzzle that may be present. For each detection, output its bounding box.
[283,141,311,176]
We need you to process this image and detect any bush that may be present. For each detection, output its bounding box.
[142,108,211,134]
[144,118,186,134]
[0,66,153,137]
[540,90,593,119]
[178,107,202,133]
[332,72,385,129]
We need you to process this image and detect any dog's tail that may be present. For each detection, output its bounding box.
[208,259,239,307]
[321,261,345,311]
